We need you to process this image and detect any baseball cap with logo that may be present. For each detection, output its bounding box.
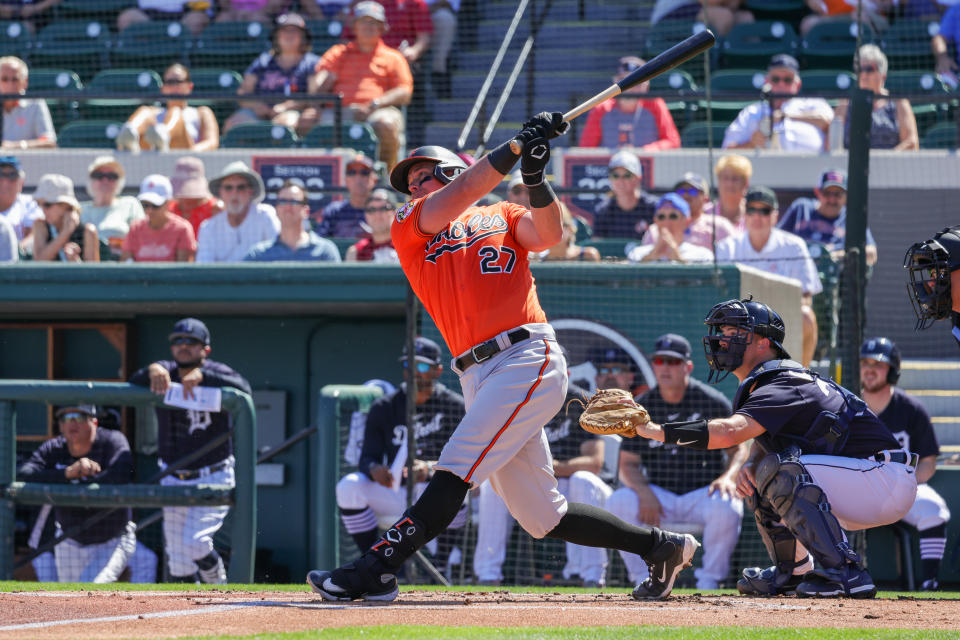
[399,336,442,365]
[346,152,376,172]
[354,0,386,23]
[169,317,211,345]
[589,346,634,368]
[768,53,799,72]
[674,172,708,194]
[608,150,641,177]
[138,174,173,206]
[652,333,692,360]
[819,168,847,191]
[746,185,778,209]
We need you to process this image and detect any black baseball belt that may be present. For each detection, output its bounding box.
[455,328,531,373]
[172,459,231,481]
[873,450,919,468]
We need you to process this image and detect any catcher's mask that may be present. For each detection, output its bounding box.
[860,336,901,385]
[904,226,960,330]
[703,297,789,383]
[390,145,468,195]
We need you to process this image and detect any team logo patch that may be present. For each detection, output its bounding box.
[396,201,414,223]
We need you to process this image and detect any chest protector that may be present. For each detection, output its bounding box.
[733,359,866,455]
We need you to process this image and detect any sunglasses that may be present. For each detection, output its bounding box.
[346,168,373,176]
[365,205,394,213]
[675,187,701,197]
[402,361,433,373]
[163,77,189,85]
[598,366,626,375]
[655,211,683,221]
[58,411,90,422]
[276,198,306,206]
[170,337,203,346]
[652,356,684,366]
[746,206,774,216]
[768,74,796,85]
[859,65,878,73]
[0,170,20,180]
[0,76,20,83]
[609,171,634,180]
[91,171,119,181]
[221,183,250,192]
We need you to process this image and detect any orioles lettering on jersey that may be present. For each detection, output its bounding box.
[425,213,509,264]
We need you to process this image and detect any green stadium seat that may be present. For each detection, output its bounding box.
[702,69,765,122]
[221,122,300,148]
[920,121,958,149]
[57,120,123,148]
[82,69,163,121]
[744,0,807,24]
[721,20,799,69]
[56,0,136,21]
[31,21,112,82]
[881,19,940,71]
[303,123,379,157]
[646,20,714,84]
[885,70,953,132]
[306,18,345,52]
[797,69,856,106]
[187,68,244,122]
[111,21,191,71]
[27,69,83,130]
[191,21,270,71]
[0,21,34,60]
[807,242,840,362]
[680,121,731,148]
[649,70,699,128]
[800,21,875,70]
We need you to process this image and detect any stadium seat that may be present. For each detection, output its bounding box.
[306,18,345,53]
[27,68,83,130]
[721,20,799,69]
[744,0,807,24]
[31,21,112,81]
[111,21,191,71]
[645,20,715,83]
[0,21,34,60]
[56,0,136,21]
[82,69,163,121]
[191,21,271,71]
[881,19,940,72]
[680,121,731,148]
[920,122,958,149]
[800,21,876,70]
[650,69,699,128]
[702,69,766,123]
[187,68,244,123]
[885,71,953,132]
[302,123,379,157]
[221,122,299,148]
[797,70,856,106]
[57,120,123,148]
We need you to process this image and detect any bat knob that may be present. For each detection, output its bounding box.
[509,139,523,155]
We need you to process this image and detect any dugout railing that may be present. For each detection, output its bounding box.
[0,380,257,583]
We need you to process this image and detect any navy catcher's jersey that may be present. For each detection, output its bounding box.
[621,378,733,495]
[545,384,595,462]
[129,359,252,469]
[877,387,939,459]
[17,428,133,545]
[358,382,465,480]
[735,368,899,457]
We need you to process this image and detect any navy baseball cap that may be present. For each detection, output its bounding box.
[768,54,799,72]
[652,333,692,360]
[169,317,211,345]
[589,346,634,367]
[400,336,442,365]
[819,168,847,191]
[746,186,778,208]
[55,405,97,419]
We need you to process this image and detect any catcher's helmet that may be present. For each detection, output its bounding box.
[390,145,468,195]
[860,337,901,385]
[904,225,960,330]
[702,297,789,383]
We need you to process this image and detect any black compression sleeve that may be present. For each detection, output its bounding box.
[662,419,710,450]
[486,140,519,175]
[527,181,558,208]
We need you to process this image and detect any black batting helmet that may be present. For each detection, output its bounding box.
[390,145,468,194]
[904,225,960,330]
[703,297,789,383]
[860,337,901,385]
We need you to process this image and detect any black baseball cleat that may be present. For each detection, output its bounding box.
[306,554,399,602]
[795,565,877,599]
[737,566,805,596]
[631,532,700,600]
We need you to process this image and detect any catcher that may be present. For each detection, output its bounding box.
[581,298,918,598]
[905,225,960,348]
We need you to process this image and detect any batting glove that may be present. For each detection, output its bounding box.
[520,135,550,186]
[522,112,568,140]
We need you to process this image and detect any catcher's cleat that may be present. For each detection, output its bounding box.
[306,554,399,602]
[736,566,804,596]
[631,532,700,600]
[795,565,876,599]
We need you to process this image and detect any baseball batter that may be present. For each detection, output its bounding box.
[627,298,918,598]
[860,337,950,591]
[308,112,699,602]
[905,225,960,347]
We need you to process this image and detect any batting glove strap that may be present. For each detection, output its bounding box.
[526,180,557,209]
[487,140,520,175]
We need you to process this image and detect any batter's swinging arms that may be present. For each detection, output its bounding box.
[307,112,700,602]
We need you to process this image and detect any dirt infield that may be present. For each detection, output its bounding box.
[2,589,959,638]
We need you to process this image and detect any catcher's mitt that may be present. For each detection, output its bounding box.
[577,388,650,436]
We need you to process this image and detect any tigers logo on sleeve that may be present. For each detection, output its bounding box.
[396,201,415,223]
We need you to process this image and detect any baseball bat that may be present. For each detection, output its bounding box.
[509,29,716,154]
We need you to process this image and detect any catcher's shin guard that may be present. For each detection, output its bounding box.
[738,492,807,595]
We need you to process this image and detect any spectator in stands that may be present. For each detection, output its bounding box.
[800,0,890,36]
[117,1,211,37]
[215,0,291,23]
[777,168,878,266]
[345,187,398,262]
[224,12,320,135]
[116,64,220,153]
[591,346,647,398]
[17,405,138,583]
[300,0,351,20]
[579,56,680,150]
[309,1,414,170]
[0,213,15,262]
[832,45,919,151]
[32,174,100,262]
[534,204,600,263]
[713,154,751,229]
[723,54,833,153]
[591,150,657,239]
[80,156,145,259]
[504,171,530,210]
[196,161,279,262]
[606,334,744,590]
[246,180,341,261]
[0,1,60,32]
[121,175,197,262]
[170,156,223,239]
[641,172,734,251]
[650,0,753,36]
[1,57,55,150]
[0,155,41,244]
[716,186,822,366]
[933,3,960,86]
[427,0,457,99]
[315,152,378,237]
[627,193,713,264]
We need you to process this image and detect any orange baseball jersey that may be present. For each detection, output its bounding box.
[391,197,548,357]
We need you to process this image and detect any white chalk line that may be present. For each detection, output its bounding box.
[0,604,244,631]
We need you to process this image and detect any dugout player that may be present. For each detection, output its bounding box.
[628,298,918,598]
[17,405,137,583]
[129,318,252,584]
[337,337,467,573]
[860,337,950,591]
[905,225,960,348]
[607,334,745,590]
[307,112,700,602]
